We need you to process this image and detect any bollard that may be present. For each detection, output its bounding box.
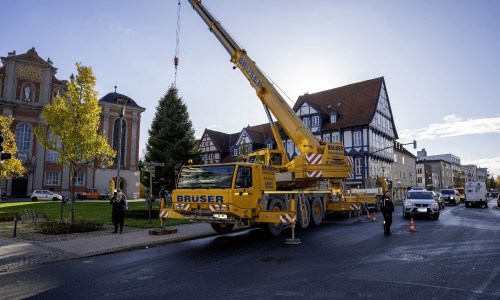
[13,213,18,238]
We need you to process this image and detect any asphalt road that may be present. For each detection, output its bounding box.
[1,201,500,300]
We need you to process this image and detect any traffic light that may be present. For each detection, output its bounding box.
[0,135,12,161]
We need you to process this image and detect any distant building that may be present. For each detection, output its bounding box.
[0,48,145,199]
[392,142,416,200]
[416,159,453,190]
[416,163,433,190]
[417,149,461,185]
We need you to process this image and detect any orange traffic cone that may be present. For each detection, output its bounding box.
[409,218,416,232]
[372,211,377,222]
[366,210,371,219]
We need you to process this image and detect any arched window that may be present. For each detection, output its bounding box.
[113,118,127,166]
[15,123,32,158]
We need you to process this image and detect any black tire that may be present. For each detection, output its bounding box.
[211,223,235,234]
[310,197,323,226]
[263,199,284,236]
[297,199,310,229]
[403,211,409,218]
[52,197,59,201]
[31,197,38,202]
[433,213,440,219]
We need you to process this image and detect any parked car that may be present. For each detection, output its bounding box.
[432,191,445,210]
[497,194,500,207]
[403,190,440,219]
[441,189,460,206]
[490,191,498,198]
[31,190,63,202]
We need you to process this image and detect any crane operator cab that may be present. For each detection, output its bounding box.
[246,149,284,167]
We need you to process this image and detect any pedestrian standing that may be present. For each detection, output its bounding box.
[381,190,394,236]
[110,190,126,234]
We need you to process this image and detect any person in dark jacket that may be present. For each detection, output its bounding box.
[110,190,126,234]
[381,190,394,235]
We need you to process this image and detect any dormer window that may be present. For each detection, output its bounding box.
[330,114,337,123]
[303,117,310,128]
[312,116,320,127]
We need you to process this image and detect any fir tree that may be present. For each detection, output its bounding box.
[144,85,201,194]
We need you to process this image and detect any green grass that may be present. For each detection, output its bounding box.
[0,200,189,228]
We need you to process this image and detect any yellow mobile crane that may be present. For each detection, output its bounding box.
[160,0,352,236]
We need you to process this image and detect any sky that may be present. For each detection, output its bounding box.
[2,0,500,177]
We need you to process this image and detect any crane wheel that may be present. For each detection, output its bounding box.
[311,197,323,226]
[211,223,235,234]
[297,198,310,229]
[263,199,284,236]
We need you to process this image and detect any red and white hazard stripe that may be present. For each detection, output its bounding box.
[174,203,190,210]
[279,214,297,223]
[307,171,323,178]
[347,156,354,178]
[159,210,169,218]
[350,204,360,211]
[306,154,322,165]
[209,204,228,211]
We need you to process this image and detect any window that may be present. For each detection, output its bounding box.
[303,117,310,128]
[417,177,423,184]
[234,147,239,156]
[323,134,330,143]
[15,123,32,157]
[330,114,337,123]
[312,116,320,127]
[46,131,61,163]
[355,158,362,175]
[353,131,362,147]
[45,171,60,185]
[208,153,214,160]
[267,143,273,150]
[75,173,85,186]
[332,132,340,143]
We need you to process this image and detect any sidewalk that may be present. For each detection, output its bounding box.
[0,223,216,274]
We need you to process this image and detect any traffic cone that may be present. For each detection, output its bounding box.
[409,218,416,232]
[366,210,371,219]
[372,211,377,222]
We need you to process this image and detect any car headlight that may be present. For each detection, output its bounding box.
[450,196,454,199]
[430,202,438,206]
[405,201,414,206]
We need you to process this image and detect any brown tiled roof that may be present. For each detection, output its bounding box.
[244,123,274,144]
[205,129,239,152]
[294,77,383,130]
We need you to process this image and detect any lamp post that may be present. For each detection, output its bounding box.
[114,97,130,193]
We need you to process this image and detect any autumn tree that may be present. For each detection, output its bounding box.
[0,115,27,187]
[144,85,201,194]
[34,63,115,222]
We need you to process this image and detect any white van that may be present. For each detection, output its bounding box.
[465,181,488,208]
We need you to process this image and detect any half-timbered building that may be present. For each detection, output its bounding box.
[291,77,398,189]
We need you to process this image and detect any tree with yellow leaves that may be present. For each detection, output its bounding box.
[0,115,27,189]
[35,63,116,223]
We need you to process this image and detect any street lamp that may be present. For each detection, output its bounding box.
[114,97,130,193]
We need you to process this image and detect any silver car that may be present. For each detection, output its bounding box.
[403,190,440,219]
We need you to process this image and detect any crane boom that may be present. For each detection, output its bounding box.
[188,0,320,155]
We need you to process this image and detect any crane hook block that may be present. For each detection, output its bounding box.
[174,56,179,68]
